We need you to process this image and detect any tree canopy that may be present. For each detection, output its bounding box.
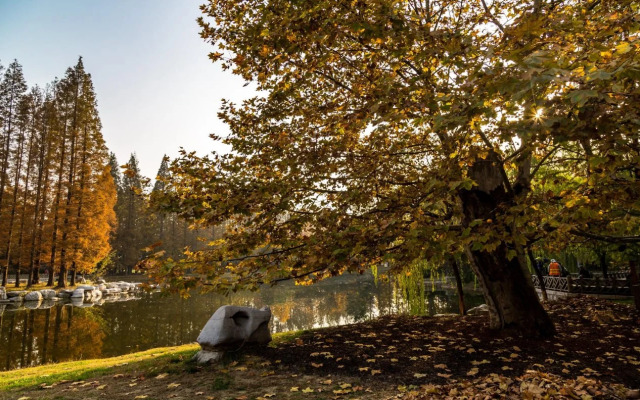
[150,0,640,334]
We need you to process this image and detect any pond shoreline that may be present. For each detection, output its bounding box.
[0,281,144,312]
[0,278,485,372]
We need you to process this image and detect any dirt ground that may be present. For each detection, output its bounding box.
[5,296,640,400]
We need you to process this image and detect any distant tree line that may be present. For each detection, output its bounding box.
[0,58,220,286]
[0,58,116,288]
[106,152,220,276]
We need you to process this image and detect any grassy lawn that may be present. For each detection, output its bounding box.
[0,344,200,391]
[0,330,308,392]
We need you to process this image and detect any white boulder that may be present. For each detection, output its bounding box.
[24,291,43,302]
[467,304,490,316]
[71,289,85,299]
[40,289,57,300]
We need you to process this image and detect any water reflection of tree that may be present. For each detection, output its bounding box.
[0,305,105,370]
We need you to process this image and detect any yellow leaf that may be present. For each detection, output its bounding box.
[414,373,427,378]
[616,42,632,54]
[467,367,479,376]
[302,387,314,393]
[290,387,299,392]
[371,369,382,376]
[134,397,148,400]
[434,364,447,369]
[156,373,168,379]
[167,383,181,389]
[96,384,107,390]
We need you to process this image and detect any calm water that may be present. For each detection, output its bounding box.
[0,276,483,371]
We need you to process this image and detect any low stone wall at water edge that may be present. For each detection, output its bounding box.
[0,281,150,312]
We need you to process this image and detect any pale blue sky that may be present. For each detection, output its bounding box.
[0,0,251,179]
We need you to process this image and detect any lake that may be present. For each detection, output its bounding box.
[0,275,484,371]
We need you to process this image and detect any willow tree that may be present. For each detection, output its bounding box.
[152,0,640,336]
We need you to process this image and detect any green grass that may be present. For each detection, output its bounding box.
[2,282,96,293]
[0,330,305,392]
[269,329,310,347]
[0,344,199,391]
[611,298,635,305]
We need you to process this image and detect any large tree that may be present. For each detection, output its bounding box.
[152,0,640,336]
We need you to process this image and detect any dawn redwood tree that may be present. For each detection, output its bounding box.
[151,0,640,336]
[0,60,27,287]
[4,92,32,287]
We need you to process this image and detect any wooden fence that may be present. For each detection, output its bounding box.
[532,273,631,296]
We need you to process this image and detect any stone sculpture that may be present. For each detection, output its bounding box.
[194,305,272,364]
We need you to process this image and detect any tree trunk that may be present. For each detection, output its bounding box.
[630,260,640,311]
[29,98,52,286]
[5,126,27,288]
[450,257,466,315]
[459,159,555,337]
[527,248,548,301]
[49,122,67,287]
[18,127,36,288]
[599,251,608,279]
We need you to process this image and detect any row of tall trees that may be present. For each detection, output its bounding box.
[0,58,116,288]
[106,153,219,275]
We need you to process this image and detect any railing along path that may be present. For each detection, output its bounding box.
[532,272,632,296]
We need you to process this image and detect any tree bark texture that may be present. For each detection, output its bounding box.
[527,248,548,301]
[459,159,555,337]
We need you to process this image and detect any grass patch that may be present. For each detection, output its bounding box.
[0,330,309,392]
[611,298,635,305]
[211,375,232,390]
[0,344,199,391]
[2,282,95,293]
[269,329,310,347]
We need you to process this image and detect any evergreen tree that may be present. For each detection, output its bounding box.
[118,153,147,274]
[0,60,27,286]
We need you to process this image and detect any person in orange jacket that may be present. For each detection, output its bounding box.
[548,259,561,276]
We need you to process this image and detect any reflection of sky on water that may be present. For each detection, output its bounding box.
[0,275,483,371]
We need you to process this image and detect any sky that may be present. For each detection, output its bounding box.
[0,0,253,179]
